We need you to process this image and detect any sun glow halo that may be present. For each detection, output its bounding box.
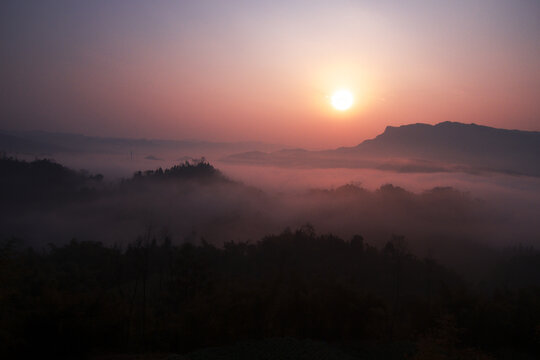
[331,90,354,111]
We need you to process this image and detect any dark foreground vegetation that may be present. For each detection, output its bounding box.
[1,156,539,359]
[1,227,540,359]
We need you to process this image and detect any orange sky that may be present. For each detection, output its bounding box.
[1,0,539,149]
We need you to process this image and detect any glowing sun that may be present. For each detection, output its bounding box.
[331,90,354,111]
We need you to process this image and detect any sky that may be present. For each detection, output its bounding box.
[1,0,539,149]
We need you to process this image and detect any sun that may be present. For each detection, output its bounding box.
[331,89,354,111]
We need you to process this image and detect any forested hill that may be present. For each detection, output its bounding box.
[0,156,228,205]
[0,156,103,207]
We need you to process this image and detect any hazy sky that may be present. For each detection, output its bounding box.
[1,0,539,148]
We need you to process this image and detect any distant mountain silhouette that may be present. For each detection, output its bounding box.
[0,132,69,155]
[0,130,282,156]
[224,122,540,177]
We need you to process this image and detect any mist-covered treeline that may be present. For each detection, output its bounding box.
[1,227,540,359]
[1,156,537,275]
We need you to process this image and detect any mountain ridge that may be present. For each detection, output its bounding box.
[224,122,540,177]
[0,129,283,156]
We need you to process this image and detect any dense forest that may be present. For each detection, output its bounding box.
[1,157,539,359]
[1,228,540,359]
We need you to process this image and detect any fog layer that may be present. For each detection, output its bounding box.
[2,157,539,277]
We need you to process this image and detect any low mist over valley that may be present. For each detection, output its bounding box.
[2,122,540,275]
